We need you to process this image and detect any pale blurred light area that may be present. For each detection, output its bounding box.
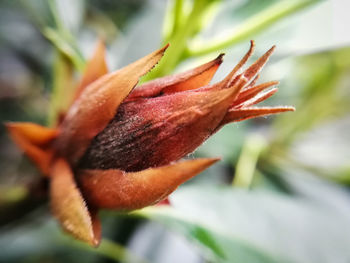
[283,0,350,55]
[331,0,350,46]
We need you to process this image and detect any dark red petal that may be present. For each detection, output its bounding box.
[78,158,219,210]
[79,87,237,171]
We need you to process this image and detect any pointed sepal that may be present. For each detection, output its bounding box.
[129,54,223,99]
[50,158,100,247]
[234,81,279,106]
[5,122,58,175]
[221,106,295,124]
[78,158,219,210]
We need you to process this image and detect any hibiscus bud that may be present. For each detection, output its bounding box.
[78,41,294,172]
[6,41,295,246]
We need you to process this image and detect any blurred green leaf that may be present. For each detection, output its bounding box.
[42,27,85,71]
[187,0,323,57]
[272,46,350,147]
[140,173,350,263]
[233,134,267,188]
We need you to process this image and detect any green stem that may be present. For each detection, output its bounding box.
[46,0,85,71]
[172,0,184,34]
[43,27,85,71]
[48,51,75,127]
[0,186,28,205]
[233,135,267,188]
[144,0,209,80]
[187,0,320,57]
[48,0,66,35]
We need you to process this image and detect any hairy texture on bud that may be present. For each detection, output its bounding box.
[55,45,169,166]
[80,88,236,171]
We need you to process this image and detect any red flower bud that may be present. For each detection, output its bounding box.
[5,41,294,246]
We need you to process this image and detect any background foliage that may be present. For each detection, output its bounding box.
[0,0,350,262]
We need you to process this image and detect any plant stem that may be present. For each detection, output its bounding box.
[187,0,320,57]
[144,0,209,80]
[233,134,267,188]
[172,0,184,34]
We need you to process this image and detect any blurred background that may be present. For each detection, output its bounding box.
[0,0,350,262]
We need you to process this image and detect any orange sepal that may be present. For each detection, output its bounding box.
[50,158,100,247]
[73,40,109,102]
[5,122,59,146]
[129,54,223,99]
[56,45,169,166]
[5,122,58,175]
[78,158,219,210]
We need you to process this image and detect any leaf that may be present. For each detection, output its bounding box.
[55,45,168,166]
[188,0,322,57]
[140,174,350,263]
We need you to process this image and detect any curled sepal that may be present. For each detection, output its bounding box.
[56,45,168,166]
[5,122,58,175]
[73,40,109,102]
[78,158,219,210]
[221,106,295,124]
[50,158,101,247]
[129,54,223,99]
